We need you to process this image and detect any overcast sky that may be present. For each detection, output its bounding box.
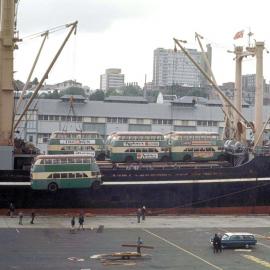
[14,0,270,89]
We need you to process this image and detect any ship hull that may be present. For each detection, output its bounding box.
[0,155,270,208]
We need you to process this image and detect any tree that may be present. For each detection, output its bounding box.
[89,90,105,101]
[59,86,86,97]
[119,85,143,96]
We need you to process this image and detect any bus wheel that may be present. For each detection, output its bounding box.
[183,155,191,162]
[125,156,133,163]
[48,182,58,192]
[161,156,170,162]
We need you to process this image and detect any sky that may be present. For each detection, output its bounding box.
[14,0,270,89]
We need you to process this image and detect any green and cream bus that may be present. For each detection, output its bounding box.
[106,131,170,163]
[47,131,105,160]
[166,131,226,162]
[31,154,101,191]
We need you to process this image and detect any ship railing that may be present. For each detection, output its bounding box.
[253,146,270,156]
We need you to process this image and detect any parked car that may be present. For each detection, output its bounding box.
[210,232,257,249]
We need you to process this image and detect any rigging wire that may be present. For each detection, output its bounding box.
[21,23,70,40]
[151,181,270,215]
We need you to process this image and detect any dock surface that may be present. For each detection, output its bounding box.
[0,215,270,269]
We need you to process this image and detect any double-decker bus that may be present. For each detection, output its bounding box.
[31,154,101,191]
[106,131,170,163]
[47,131,105,160]
[165,131,226,162]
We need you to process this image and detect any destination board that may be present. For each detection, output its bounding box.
[60,139,95,145]
[74,151,95,157]
[123,142,159,147]
[137,153,158,160]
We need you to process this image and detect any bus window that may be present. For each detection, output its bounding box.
[142,148,147,152]
[53,173,60,178]
[68,158,74,163]
[76,172,83,178]
[40,160,44,165]
[53,159,60,164]
[45,159,52,165]
[83,173,88,178]
[61,173,68,178]
[73,158,79,163]
[68,173,75,178]
[130,149,135,152]
[47,174,53,179]
[149,148,154,152]
[154,149,159,152]
[136,149,141,152]
[61,158,67,164]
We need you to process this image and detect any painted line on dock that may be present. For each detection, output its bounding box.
[143,228,223,270]
[242,255,270,268]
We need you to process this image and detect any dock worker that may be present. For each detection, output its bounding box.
[137,237,143,254]
[30,211,36,224]
[213,233,220,253]
[18,211,23,225]
[141,206,146,221]
[137,208,142,223]
[9,202,15,217]
[70,216,75,233]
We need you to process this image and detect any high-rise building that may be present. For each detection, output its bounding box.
[100,68,125,91]
[152,46,212,88]
[242,74,270,105]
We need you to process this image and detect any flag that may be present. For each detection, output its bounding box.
[233,30,244,40]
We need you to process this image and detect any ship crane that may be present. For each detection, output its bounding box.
[173,36,266,147]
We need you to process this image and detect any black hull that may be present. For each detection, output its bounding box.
[0,180,270,209]
[0,155,270,209]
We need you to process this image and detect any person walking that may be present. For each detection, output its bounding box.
[78,213,85,230]
[30,211,36,224]
[18,211,23,225]
[137,208,142,223]
[9,203,15,217]
[70,216,75,233]
[141,206,146,221]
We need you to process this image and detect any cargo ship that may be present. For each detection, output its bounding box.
[0,0,270,210]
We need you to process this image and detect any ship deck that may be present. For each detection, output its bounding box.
[0,215,270,269]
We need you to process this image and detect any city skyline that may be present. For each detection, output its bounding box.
[14,0,270,89]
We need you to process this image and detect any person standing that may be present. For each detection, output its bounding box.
[70,216,75,233]
[141,206,146,221]
[18,211,23,225]
[78,213,85,230]
[137,237,143,254]
[30,211,36,224]
[213,233,219,253]
[9,203,15,217]
[137,208,142,223]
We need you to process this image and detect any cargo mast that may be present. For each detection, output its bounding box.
[0,0,16,169]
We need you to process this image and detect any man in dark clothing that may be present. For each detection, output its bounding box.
[30,211,35,224]
[137,208,142,223]
[217,234,222,253]
[9,203,15,217]
[70,216,75,233]
[141,206,146,221]
[78,213,85,230]
[213,234,220,253]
